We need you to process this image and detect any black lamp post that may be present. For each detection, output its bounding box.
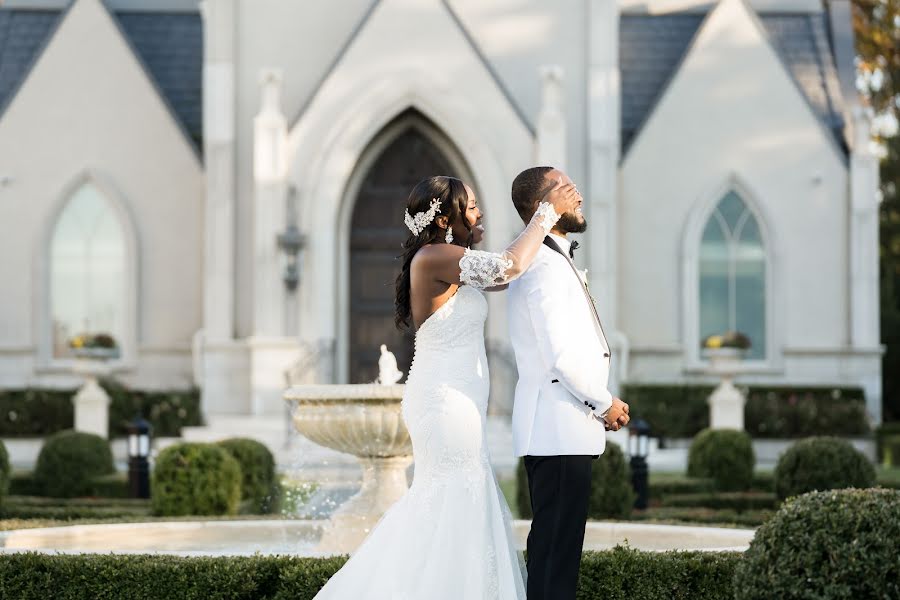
[127,414,152,498]
[628,418,651,510]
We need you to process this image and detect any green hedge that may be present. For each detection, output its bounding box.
[876,421,900,466]
[0,382,201,438]
[0,440,8,506]
[0,496,150,520]
[622,384,869,439]
[151,443,241,517]
[216,438,280,514]
[0,548,741,600]
[658,492,778,512]
[33,431,115,499]
[687,429,755,492]
[734,488,900,600]
[773,436,876,500]
[8,471,128,499]
[517,444,635,520]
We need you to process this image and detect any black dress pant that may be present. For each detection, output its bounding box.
[524,455,593,600]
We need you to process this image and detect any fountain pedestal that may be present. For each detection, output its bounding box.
[284,384,410,553]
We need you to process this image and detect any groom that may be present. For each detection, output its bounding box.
[508,166,630,600]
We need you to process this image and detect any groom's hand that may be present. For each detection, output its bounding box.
[603,398,630,431]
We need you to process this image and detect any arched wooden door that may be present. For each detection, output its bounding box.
[349,125,461,383]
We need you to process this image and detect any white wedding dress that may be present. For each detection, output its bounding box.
[312,201,561,600]
[313,284,526,599]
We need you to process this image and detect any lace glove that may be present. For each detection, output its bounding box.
[459,202,560,289]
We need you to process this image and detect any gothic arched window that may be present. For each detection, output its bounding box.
[699,191,766,360]
[50,182,127,358]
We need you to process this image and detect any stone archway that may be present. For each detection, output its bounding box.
[346,113,469,383]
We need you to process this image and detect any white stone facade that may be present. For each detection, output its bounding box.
[0,0,884,431]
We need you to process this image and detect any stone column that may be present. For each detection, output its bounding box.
[535,66,566,169]
[198,0,248,415]
[849,106,883,424]
[249,68,301,416]
[588,0,625,391]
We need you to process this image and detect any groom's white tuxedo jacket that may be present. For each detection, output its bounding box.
[507,233,613,457]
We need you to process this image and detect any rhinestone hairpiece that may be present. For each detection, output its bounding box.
[404,198,442,236]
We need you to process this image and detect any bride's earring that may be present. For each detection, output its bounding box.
[445,227,454,244]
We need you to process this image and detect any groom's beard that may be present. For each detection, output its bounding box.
[557,211,588,234]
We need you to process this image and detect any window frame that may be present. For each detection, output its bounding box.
[681,175,782,375]
[34,171,139,373]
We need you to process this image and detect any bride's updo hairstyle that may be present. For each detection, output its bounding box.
[394,175,472,329]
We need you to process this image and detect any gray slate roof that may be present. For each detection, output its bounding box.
[1,6,848,160]
[112,11,203,152]
[0,6,202,154]
[0,9,64,117]
[620,11,848,156]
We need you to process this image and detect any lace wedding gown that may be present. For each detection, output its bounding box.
[313,285,525,599]
[312,202,560,600]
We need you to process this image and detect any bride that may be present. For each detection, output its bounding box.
[312,175,579,599]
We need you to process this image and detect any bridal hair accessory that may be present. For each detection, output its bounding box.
[404,198,442,236]
[445,227,454,244]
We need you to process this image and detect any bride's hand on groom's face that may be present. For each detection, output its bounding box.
[542,178,581,217]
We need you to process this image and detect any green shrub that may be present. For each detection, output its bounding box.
[773,436,876,500]
[517,443,634,519]
[0,495,150,520]
[0,439,9,505]
[734,488,900,600]
[744,387,869,438]
[151,442,241,516]
[876,421,900,466]
[0,548,741,600]
[659,491,777,512]
[7,471,127,499]
[588,442,635,519]
[621,384,713,438]
[687,429,754,492]
[621,384,868,439]
[216,438,279,514]
[32,430,115,498]
[0,384,201,438]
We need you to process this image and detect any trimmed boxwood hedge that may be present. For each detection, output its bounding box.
[773,436,876,500]
[658,491,777,512]
[0,382,201,438]
[517,443,635,519]
[8,471,128,499]
[216,438,280,514]
[0,547,741,600]
[0,440,8,506]
[151,442,242,517]
[32,431,115,499]
[622,384,869,439]
[687,429,755,492]
[734,488,900,600]
[876,421,900,465]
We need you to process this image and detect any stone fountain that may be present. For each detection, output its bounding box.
[283,346,410,553]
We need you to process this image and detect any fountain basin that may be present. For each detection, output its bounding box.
[284,384,410,457]
[284,384,411,553]
[0,520,754,556]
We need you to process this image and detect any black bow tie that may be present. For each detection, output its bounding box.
[568,240,580,259]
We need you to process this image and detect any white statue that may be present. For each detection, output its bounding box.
[377,344,403,385]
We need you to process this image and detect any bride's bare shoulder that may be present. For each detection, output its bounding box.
[411,244,466,269]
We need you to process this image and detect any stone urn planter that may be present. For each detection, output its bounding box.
[702,333,750,431]
[70,343,119,439]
